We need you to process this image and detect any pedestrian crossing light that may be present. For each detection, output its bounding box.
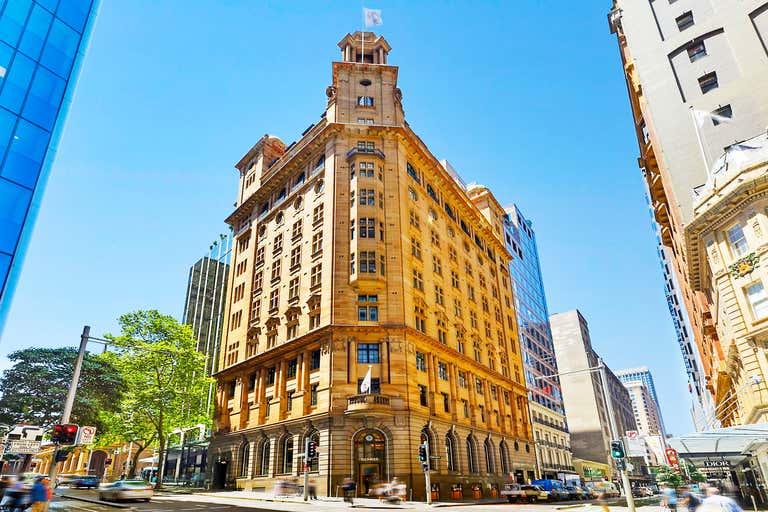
[610,440,625,459]
[418,443,427,462]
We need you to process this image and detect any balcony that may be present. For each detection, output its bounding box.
[346,394,404,413]
[346,147,386,161]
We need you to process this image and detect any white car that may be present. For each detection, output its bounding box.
[99,480,154,502]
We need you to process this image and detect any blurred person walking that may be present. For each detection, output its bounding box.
[702,487,743,512]
[661,483,678,511]
[30,477,49,512]
[679,485,702,512]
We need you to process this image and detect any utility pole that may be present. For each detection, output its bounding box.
[49,326,90,485]
[598,358,636,512]
[303,438,310,501]
[423,441,432,504]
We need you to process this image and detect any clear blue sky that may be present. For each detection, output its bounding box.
[0,1,695,434]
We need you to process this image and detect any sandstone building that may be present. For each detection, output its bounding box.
[208,32,535,500]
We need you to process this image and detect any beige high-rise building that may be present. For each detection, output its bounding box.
[549,310,639,481]
[208,32,535,500]
[608,0,768,428]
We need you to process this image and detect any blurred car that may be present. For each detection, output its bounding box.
[99,480,153,502]
[56,474,77,487]
[521,485,550,502]
[565,485,585,500]
[71,476,100,489]
[501,483,527,503]
[632,487,654,497]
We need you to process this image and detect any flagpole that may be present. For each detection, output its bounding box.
[690,106,709,172]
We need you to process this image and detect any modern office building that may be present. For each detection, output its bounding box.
[0,0,99,337]
[549,310,640,481]
[608,0,768,428]
[622,381,663,437]
[499,204,573,480]
[208,32,535,500]
[615,367,660,411]
[183,233,232,381]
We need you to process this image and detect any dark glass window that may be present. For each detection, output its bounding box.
[228,380,236,398]
[267,366,276,385]
[698,72,718,94]
[712,105,733,126]
[357,377,380,394]
[687,41,706,62]
[310,349,321,370]
[676,11,694,31]
[357,343,380,363]
[419,384,427,406]
[287,358,297,378]
[310,384,318,406]
[248,373,256,391]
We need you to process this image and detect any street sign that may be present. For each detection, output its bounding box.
[6,425,44,442]
[665,448,681,473]
[625,433,645,457]
[626,430,639,440]
[78,426,97,445]
[9,440,42,454]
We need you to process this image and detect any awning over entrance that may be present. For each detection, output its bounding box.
[668,423,768,463]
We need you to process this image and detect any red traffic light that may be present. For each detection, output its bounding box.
[51,424,79,445]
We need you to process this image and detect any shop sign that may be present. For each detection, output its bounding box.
[359,457,380,462]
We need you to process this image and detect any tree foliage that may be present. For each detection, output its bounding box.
[0,347,123,430]
[103,310,210,486]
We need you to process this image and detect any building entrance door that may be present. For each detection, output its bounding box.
[354,430,386,494]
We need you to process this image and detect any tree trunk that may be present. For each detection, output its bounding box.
[128,442,147,479]
[155,434,166,490]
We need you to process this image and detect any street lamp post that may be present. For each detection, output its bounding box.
[535,360,636,512]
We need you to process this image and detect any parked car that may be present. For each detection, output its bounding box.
[99,480,153,502]
[565,485,586,500]
[586,481,621,498]
[71,476,100,489]
[533,479,570,500]
[55,474,77,487]
[632,487,654,498]
[521,485,550,502]
[501,483,527,503]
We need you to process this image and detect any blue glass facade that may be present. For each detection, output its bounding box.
[503,205,564,415]
[0,0,98,335]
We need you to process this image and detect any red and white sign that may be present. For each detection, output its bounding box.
[78,426,97,445]
[666,448,681,473]
[626,430,639,440]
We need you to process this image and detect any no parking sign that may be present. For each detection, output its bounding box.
[78,426,97,445]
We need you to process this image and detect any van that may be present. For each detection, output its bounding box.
[532,479,569,500]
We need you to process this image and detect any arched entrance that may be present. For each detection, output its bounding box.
[89,450,108,478]
[353,429,387,494]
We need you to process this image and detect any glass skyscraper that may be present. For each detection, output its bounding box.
[0,0,98,335]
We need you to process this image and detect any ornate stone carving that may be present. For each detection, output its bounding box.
[707,242,720,265]
[394,88,402,102]
[326,85,337,99]
[729,252,759,278]
[754,220,763,240]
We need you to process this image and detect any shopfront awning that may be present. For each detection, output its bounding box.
[668,423,768,462]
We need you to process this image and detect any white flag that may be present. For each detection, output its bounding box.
[363,8,383,28]
[694,108,732,127]
[360,365,372,393]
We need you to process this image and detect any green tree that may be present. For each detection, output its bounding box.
[98,406,157,479]
[654,465,685,488]
[104,310,210,487]
[0,347,123,430]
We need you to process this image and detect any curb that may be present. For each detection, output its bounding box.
[55,492,135,510]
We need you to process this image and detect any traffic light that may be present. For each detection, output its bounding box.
[418,443,427,462]
[610,440,625,459]
[307,441,317,460]
[51,424,79,445]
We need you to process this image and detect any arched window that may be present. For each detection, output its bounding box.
[445,434,456,472]
[499,441,509,475]
[466,436,477,473]
[239,443,250,477]
[484,439,494,473]
[259,441,270,476]
[420,427,434,469]
[282,437,294,474]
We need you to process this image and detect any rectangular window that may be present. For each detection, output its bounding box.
[310,264,322,288]
[313,204,324,224]
[311,349,321,370]
[360,217,376,238]
[687,41,707,62]
[290,246,301,269]
[358,377,381,394]
[267,366,276,385]
[292,221,303,241]
[458,371,467,388]
[698,72,718,94]
[435,286,444,306]
[413,269,424,291]
[287,358,297,378]
[411,238,422,259]
[419,384,428,406]
[747,282,768,319]
[358,295,379,321]
[288,277,299,300]
[414,306,426,332]
[409,210,420,228]
[271,259,281,281]
[727,224,748,257]
[712,105,733,126]
[255,246,265,267]
[676,11,694,31]
[273,234,283,254]
[360,251,377,273]
[357,343,381,363]
[269,289,280,311]
[416,351,427,371]
[442,393,450,413]
[433,256,442,276]
[475,377,483,394]
[310,384,318,406]
[311,232,323,254]
[286,391,294,412]
[359,189,375,206]
[438,362,448,380]
[431,231,440,247]
[357,96,374,107]
[463,400,469,418]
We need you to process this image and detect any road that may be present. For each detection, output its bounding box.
[53,489,279,511]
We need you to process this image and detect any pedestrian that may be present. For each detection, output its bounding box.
[702,487,743,512]
[342,477,356,506]
[679,485,702,512]
[4,477,29,512]
[661,483,678,511]
[308,479,317,500]
[595,489,609,512]
[30,477,49,512]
